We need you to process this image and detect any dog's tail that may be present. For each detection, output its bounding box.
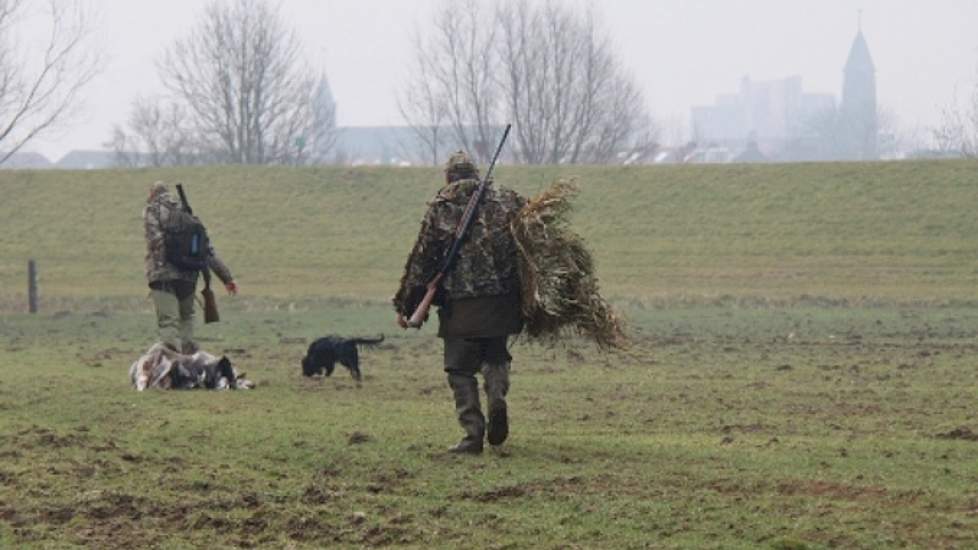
[349,335,385,348]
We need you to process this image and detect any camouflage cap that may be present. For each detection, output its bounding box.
[445,150,479,181]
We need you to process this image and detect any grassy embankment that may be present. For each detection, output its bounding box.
[1,161,977,548]
[2,160,978,308]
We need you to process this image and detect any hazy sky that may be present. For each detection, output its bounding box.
[24,0,978,160]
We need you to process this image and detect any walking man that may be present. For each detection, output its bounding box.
[394,151,525,454]
[144,182,237,354]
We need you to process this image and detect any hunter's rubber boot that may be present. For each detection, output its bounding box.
[447,373,485,454]
[482,362,510,446]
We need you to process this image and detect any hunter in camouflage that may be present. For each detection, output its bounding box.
[394,151,526,454]
[144,182,237,354]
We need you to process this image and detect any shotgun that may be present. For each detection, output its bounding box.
[175,184,220,324]
[406,124,512,328]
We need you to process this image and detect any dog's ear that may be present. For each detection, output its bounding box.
[217,356,231,369]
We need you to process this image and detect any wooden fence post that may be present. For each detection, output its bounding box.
[28,259,38,314]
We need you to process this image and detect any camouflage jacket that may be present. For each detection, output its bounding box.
[143,191,233,286]
[393,179,526,316]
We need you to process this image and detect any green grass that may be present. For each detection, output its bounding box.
[2,305,977,548]
[2,160,978,309]
[2,161,978,548]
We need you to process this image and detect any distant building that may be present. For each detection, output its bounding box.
[692,76,834,159]
[332,125,517,166]
[837,26,878,160]
[333,126,428,166]
[0,151,52,169]
[691,21,878,162]
[55,150,118,170]
[683,146,735,164]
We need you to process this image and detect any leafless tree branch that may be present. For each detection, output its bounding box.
[0,0,100,164]
[401,0,656,165]
[933,78,978,157]
[108,96,208,167]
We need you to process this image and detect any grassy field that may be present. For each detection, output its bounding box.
[2,161,978,548]
[2,160,978,307]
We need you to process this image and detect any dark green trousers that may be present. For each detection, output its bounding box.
[444,337,511,445]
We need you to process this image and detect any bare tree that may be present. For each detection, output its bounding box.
[401,0,655,165]
[933,80,978,157]
[294,73,338,165]
[401,0,504,164]
[789,104,906,161]
[581,67,659,164]
[157,0,336,165]
[108,96,204,167]
[432,0,499,162]
[0,0,99,164]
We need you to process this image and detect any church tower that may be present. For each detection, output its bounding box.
[839,15,878,160]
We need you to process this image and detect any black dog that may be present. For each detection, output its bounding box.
[301,335,384,382]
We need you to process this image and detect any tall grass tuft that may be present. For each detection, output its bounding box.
[511,180,625,348]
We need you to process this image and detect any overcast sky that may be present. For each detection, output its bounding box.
[24,0,978,160]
